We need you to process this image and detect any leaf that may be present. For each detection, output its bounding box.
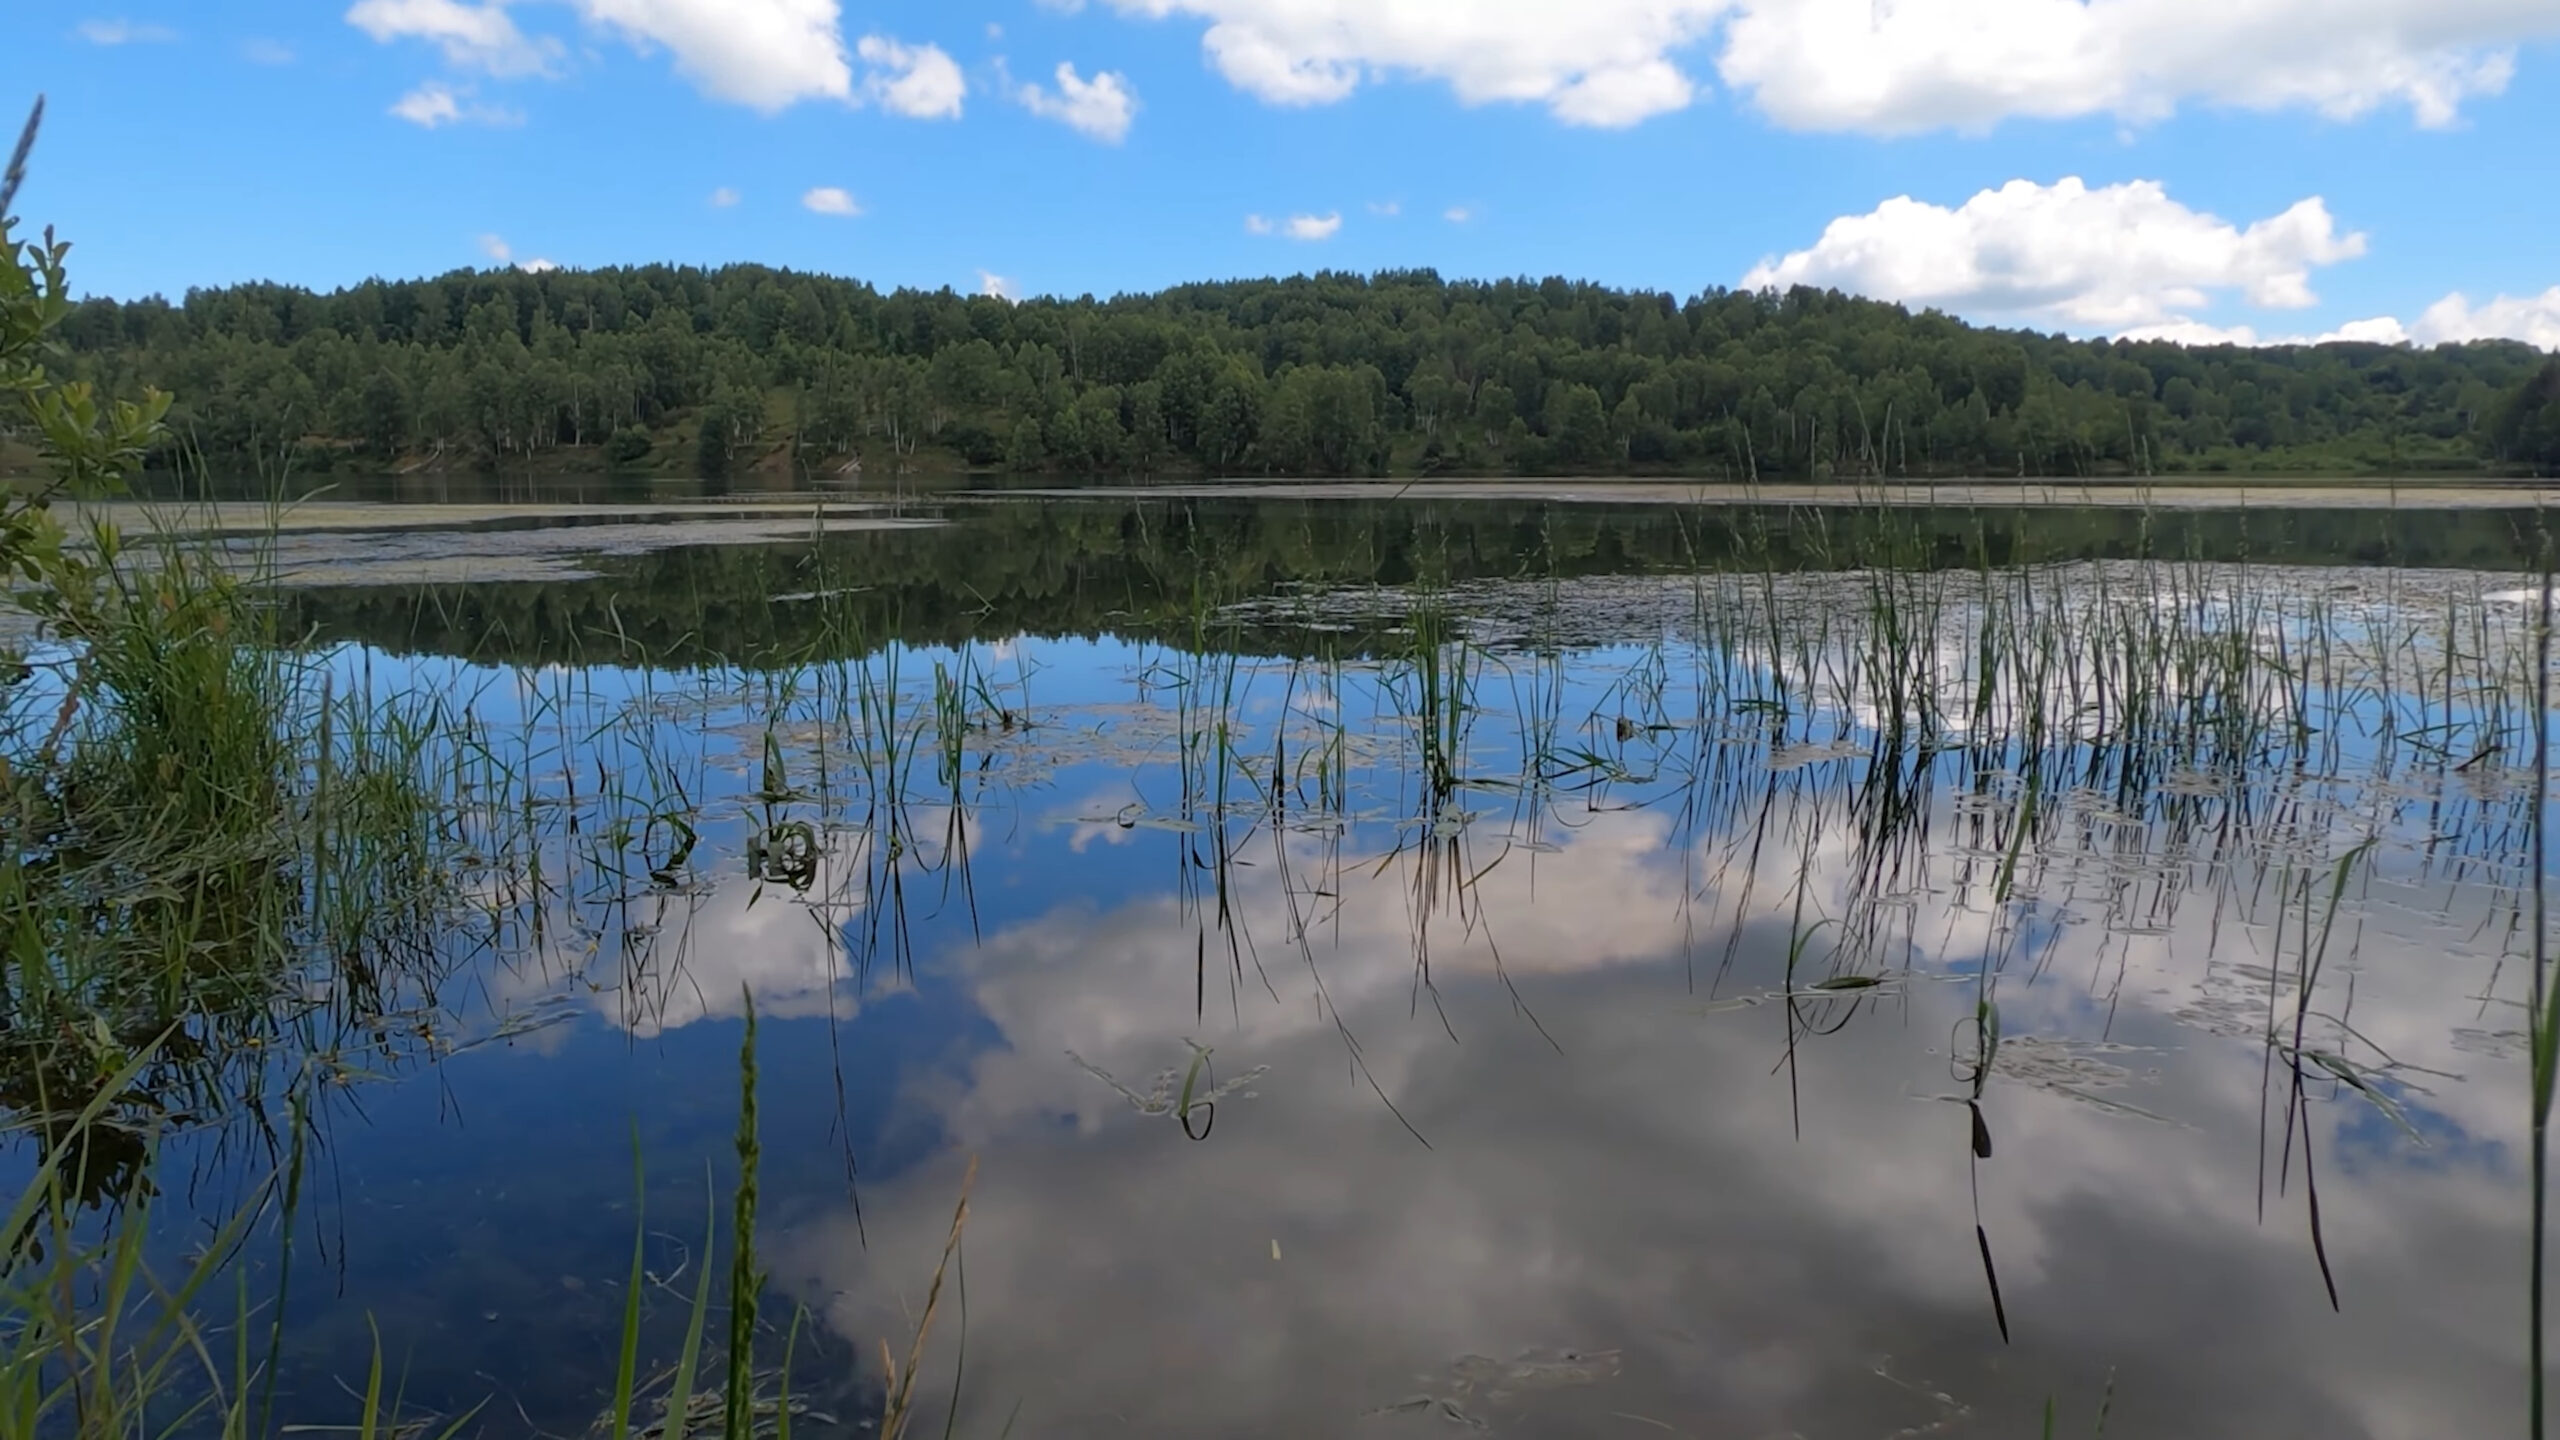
[660,1169,718,1440]
[2305,1049,2429,1148]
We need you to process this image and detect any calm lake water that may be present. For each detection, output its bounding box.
[15,491,2560,1439]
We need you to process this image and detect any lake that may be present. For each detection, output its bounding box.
[7,487,2557,1439]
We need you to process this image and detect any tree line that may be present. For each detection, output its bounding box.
[290,496,2546,669]
[37,264,2560,480]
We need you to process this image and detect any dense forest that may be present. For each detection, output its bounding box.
[29,265,2560,481]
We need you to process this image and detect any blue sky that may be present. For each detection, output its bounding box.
[6,0,2559,348]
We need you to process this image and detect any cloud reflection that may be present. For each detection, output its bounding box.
[771,787,2535,1439]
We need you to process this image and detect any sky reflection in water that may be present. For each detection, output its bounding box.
[144,562,2554,1439]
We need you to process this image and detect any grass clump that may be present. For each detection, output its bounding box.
[0,100,485,1438]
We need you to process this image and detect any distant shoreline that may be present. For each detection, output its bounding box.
[971,477,2560,510]
[41,477,2560,533]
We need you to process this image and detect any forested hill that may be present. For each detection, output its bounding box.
[44,266,2560,481]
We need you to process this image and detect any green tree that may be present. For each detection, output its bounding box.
[2488,358,2560,472]
[1004,416,1045,473]
[695,400,732,481]
[1546,382,1610,467]
[2,100,168,603]
[354,369,409,455]
[605,425,652,468]
[1195,359,1263,473]
[30,229,2548,484]
[1262,366,1382,476]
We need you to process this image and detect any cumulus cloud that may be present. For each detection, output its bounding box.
[2117,320,2275,346]
[76,18,177,44]
[979,270,1019,301]
[2315,287,2560,351]
[346,0,557,76]
[1741,177,2366,337]
[857,34,966,118]
[801,185,861,216]
[390,80,523,126]
[392,82,466,126]
[2315,317,2419,345]
[352,0,875,111]
[1284,211,1342,241]
[1714,0,2542,134]
[1097,0,1710,126]
[2414,289,2560,350]
[1083,0,1682,122]
[1013,61,1140,142]
[708,185,740,207]
[352,5,982,118]
[1246,211,1341,241]
[477,233,556,272]
[1085,0,2557,133]
[572,0,854,109]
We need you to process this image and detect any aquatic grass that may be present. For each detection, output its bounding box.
[610,1130,648,1440]
[879,1157,976,1440]
[2531,547,2554,1440]
[20,493,2560,1435]
[1,513,487,1207]
[724,994,762,1440]
[0,1047,278,1440]
[2038,1370,2115,1438]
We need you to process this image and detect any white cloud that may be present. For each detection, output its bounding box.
[1366,200,1401,217]
[1087,0,2559,133]
[241,38,296,64]
[351,0,864,110]
[1714,0,2543,134]
[979,270,1019,301]
[1443,205,1476,224]
[394,83,466,126]
[390,80,523,126]
[708,185,741,207]
[802,185,862,216]
[1246,211,1341,241]
[2315,287,2560,351]
[1097,0,1711,126]
[350,4,981,118]
[76,18,178,44]
[1284,211,1342,241]
[1740,177,2366,337]
[2116,320,2270,347]
[1014,61,1140,143]
[857,34,966,118]
[2315,316,2418,345]
[2409,288,2560,350]
[346,0,556,75]
[572,0,854,110]
[477,233,556,271]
